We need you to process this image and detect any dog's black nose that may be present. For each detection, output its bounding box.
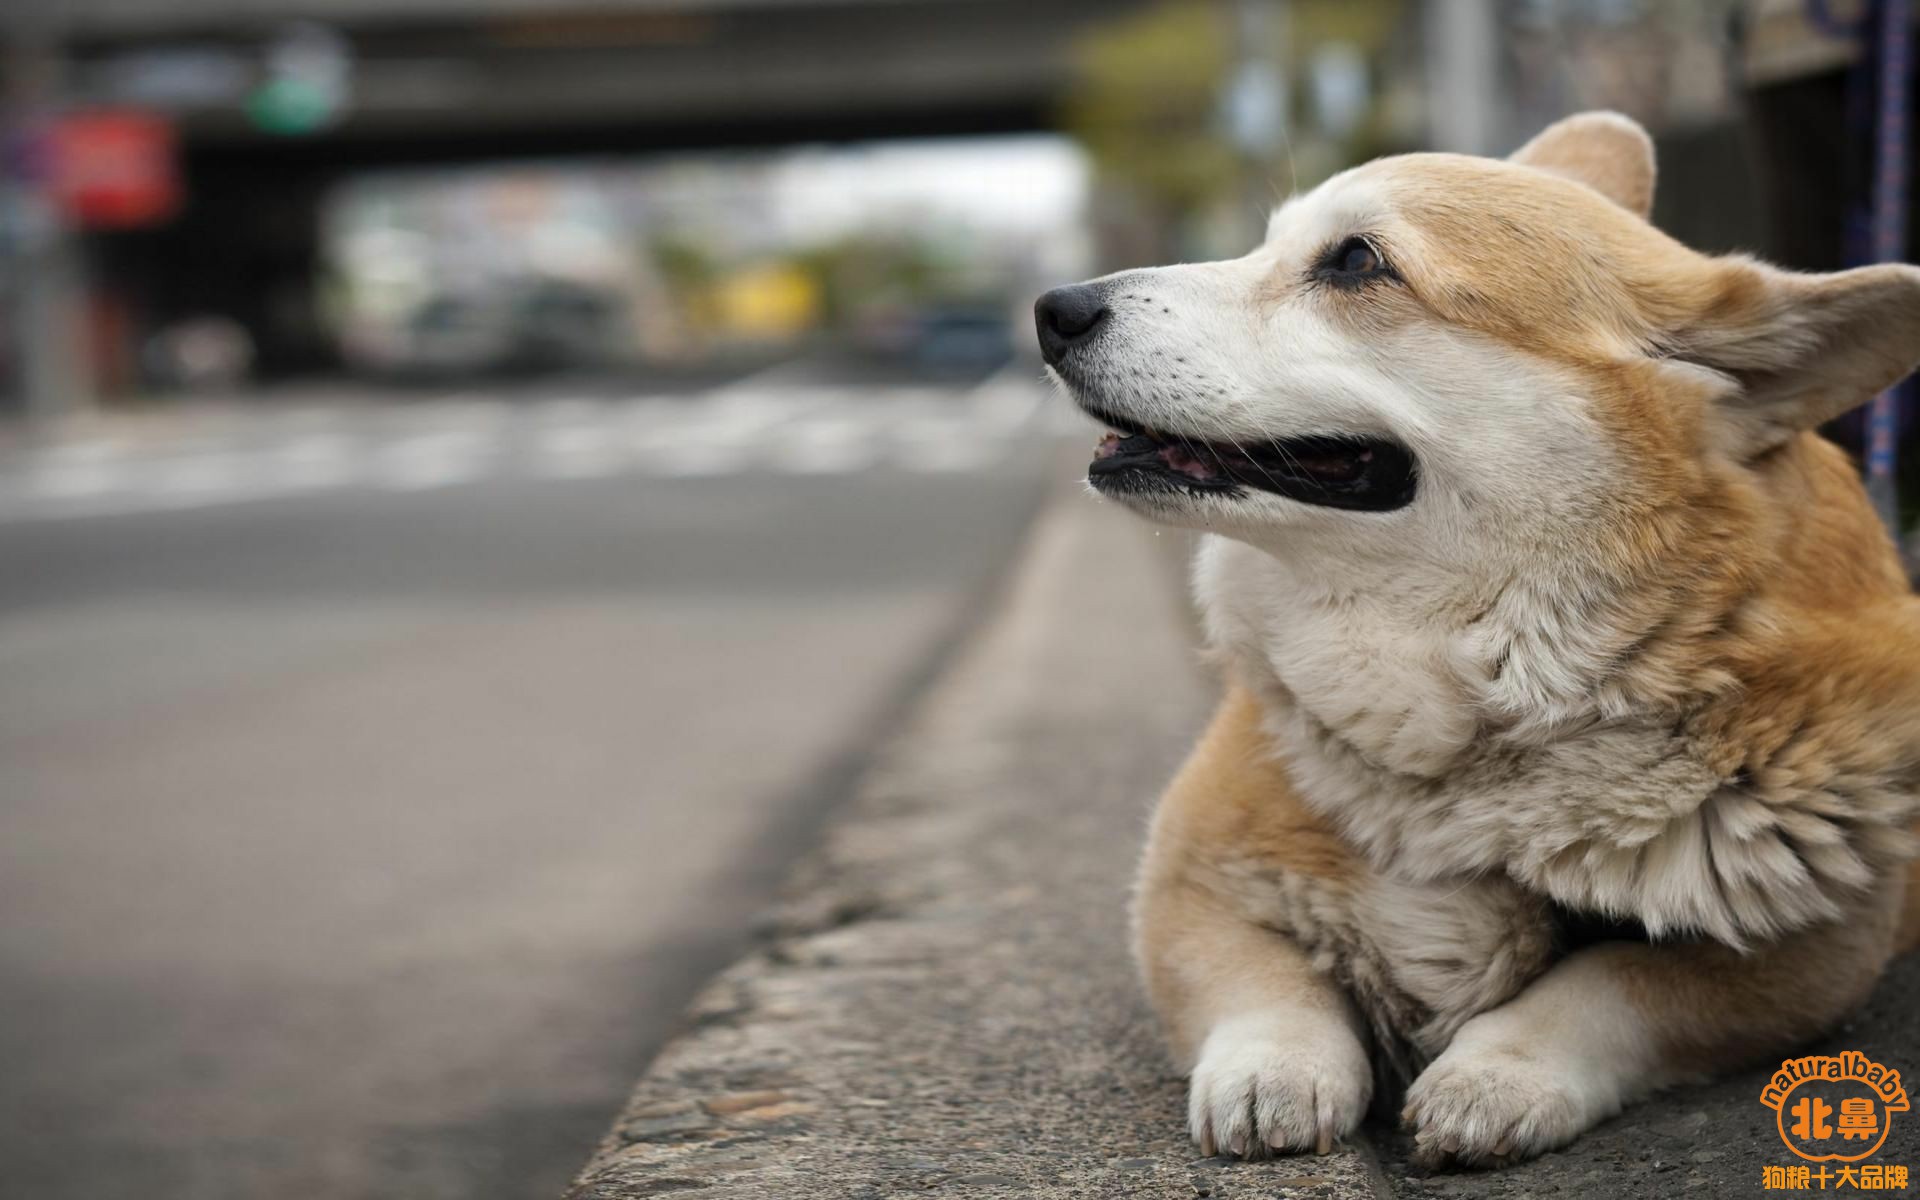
[1034,284,1108,365]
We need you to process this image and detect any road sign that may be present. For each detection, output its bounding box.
[247,23,352,136]
[48,110,181,229]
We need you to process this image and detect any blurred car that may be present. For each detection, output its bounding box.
[910,305,1015,372]
[342,279,626,379]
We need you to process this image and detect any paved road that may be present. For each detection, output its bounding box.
[0,360,1065,1200]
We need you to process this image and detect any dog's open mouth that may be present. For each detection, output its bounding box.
[1085,410,1417,512]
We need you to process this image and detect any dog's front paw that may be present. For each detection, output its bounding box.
[1402,1018,1619,1168]
[1187,1013,1371,1158]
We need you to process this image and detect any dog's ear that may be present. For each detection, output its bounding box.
[1670,259,1920,457]
[1509,111,1655,220]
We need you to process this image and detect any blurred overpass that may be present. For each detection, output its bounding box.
[48,0,1149,374]
[66,0,1142,160]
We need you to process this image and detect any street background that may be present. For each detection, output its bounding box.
[0,2,1913,1199]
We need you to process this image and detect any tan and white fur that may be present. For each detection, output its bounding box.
[1040,113,1920,1167]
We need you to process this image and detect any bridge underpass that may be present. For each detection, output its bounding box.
[61,0,1147,377]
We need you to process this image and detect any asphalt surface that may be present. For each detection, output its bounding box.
[0,361,1060,1200]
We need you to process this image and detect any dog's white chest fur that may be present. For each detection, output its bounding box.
[1195,536,1485,779]
[1194,535,1913,951]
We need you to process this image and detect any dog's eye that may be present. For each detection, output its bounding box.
[1338,240,1380,274]
[1318,236,1392,286]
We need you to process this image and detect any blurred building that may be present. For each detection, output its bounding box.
[1420,0,1900,268]
[1,0,1915,408]
[2,0,1144,403]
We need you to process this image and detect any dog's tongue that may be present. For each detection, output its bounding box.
[1160,442,1217,480]
[1092,431,1218,481]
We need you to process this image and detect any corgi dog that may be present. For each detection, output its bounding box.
[1035,112,1920,1168]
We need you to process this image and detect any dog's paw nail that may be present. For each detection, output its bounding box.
[1404,1029,1597,1167]
[1188,1021,1371,1162]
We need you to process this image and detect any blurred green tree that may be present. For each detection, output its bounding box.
[1062,0,1411,263]
[1061,2,1238,244]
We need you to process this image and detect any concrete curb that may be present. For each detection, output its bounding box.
[565,481,1920,1199]
[563,484,1382,1199]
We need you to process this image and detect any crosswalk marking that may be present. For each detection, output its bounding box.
[275,435,358,491]
[374,430,500,492]
[531,423,631,479]
[765,416,878,475]
[26,460,119,501]
[0,366,1065,522]
[150,455,247,498]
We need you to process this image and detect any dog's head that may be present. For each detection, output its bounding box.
[1039,112,1920,571]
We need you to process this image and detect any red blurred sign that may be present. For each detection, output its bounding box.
[50,111,181,229]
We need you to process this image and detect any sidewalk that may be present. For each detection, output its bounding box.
[566,481,1920,1200]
